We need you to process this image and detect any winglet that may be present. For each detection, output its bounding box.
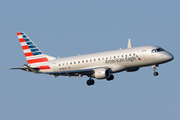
[127,39,132,48]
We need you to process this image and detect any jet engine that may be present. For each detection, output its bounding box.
[126,67,140,72]
[92,68,111,79]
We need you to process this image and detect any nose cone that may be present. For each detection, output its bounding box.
[165,52,174,62]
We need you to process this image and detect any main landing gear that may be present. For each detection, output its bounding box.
[152,65,159,76]
[87,79,95,86]
[106,75,114,81]
[86,75,114,86]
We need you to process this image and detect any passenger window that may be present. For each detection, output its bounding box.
[94,59,96,61]
[70,62,72,64]
[133,53,135,56]
[62,63,64,66]
[78,61,80,63]
[129,54,131,56]
[114,56,116,58]
[86,60,88,62]
[90,60,92,62]
[152,49,156,53]
[82,60,84,63]
[122,55,123,57]
[98,58,100,61]
[102,58,104,60]
[59,64,61,66]
[74,62,76,64]
[117,55,119,58]
[106,57,108,60]
[66,63,68,65]
[110,57,112,59]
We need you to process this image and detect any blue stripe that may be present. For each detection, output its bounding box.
[28,45,36,48]
[23,35,27,38]
[32,52,42,55]
[30,48,39,52]
[24,39,30,42]
[21,32,24,34]
[27,42,33,45]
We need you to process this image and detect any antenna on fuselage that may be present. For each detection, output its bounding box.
[127,39,133,48]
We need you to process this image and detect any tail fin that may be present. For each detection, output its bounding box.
[17,32,56,65]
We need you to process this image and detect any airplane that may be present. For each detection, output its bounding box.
[8,32,174,86]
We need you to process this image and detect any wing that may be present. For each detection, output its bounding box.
[44,66,112,77]
[44,68,95,77]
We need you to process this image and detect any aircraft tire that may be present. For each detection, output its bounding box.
[107,75,114,81]
[153,72,159,76]
[87,79,95,86]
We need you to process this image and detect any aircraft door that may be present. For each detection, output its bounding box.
[50,62,58,71]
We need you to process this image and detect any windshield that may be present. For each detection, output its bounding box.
[152,48,165,53]
[156,48,164,52]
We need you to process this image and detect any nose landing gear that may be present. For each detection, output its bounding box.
[153,71,159,76]
[152,65,159,76]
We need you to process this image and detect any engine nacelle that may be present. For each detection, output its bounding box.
[92,68,111,79]
[126,67,140,72]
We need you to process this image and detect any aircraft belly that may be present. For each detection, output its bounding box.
[40,69,54,73]
[110,64,126,73]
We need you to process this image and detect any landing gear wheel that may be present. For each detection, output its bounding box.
[87,79,95,86]
[153,72,159,76]
[107,75,114,81]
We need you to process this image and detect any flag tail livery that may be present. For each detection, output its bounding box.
[8,32,174,86]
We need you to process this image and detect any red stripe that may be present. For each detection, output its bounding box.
[138,58,141,60]
[27,58,48,64]
[19,38,25,43]
[22,45,29,50]
[24,52,33,57]
[17,32,21,35]
[38,65,51,70]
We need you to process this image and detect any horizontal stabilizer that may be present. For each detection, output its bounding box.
[6,68,23,70]
[7,64,41,73]
[23,64,40,73]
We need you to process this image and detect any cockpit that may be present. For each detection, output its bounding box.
[152,48,165,53]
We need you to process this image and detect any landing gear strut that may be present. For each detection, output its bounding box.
[152,65,159,76]
[87,79,95,86]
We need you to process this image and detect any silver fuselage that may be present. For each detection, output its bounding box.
[39,46,173,74]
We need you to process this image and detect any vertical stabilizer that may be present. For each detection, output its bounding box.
[17,32,57,66]
[127,39,133,48]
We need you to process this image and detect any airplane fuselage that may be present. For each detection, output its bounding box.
[41,46,173,75]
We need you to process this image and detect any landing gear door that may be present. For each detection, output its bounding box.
[142,50,148,61]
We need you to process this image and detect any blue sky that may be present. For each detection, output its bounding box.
[1,0,180,120]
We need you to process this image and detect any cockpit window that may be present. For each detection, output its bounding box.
[152,48,165,53]
[152,49,156,53]
[156,48,164,52]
